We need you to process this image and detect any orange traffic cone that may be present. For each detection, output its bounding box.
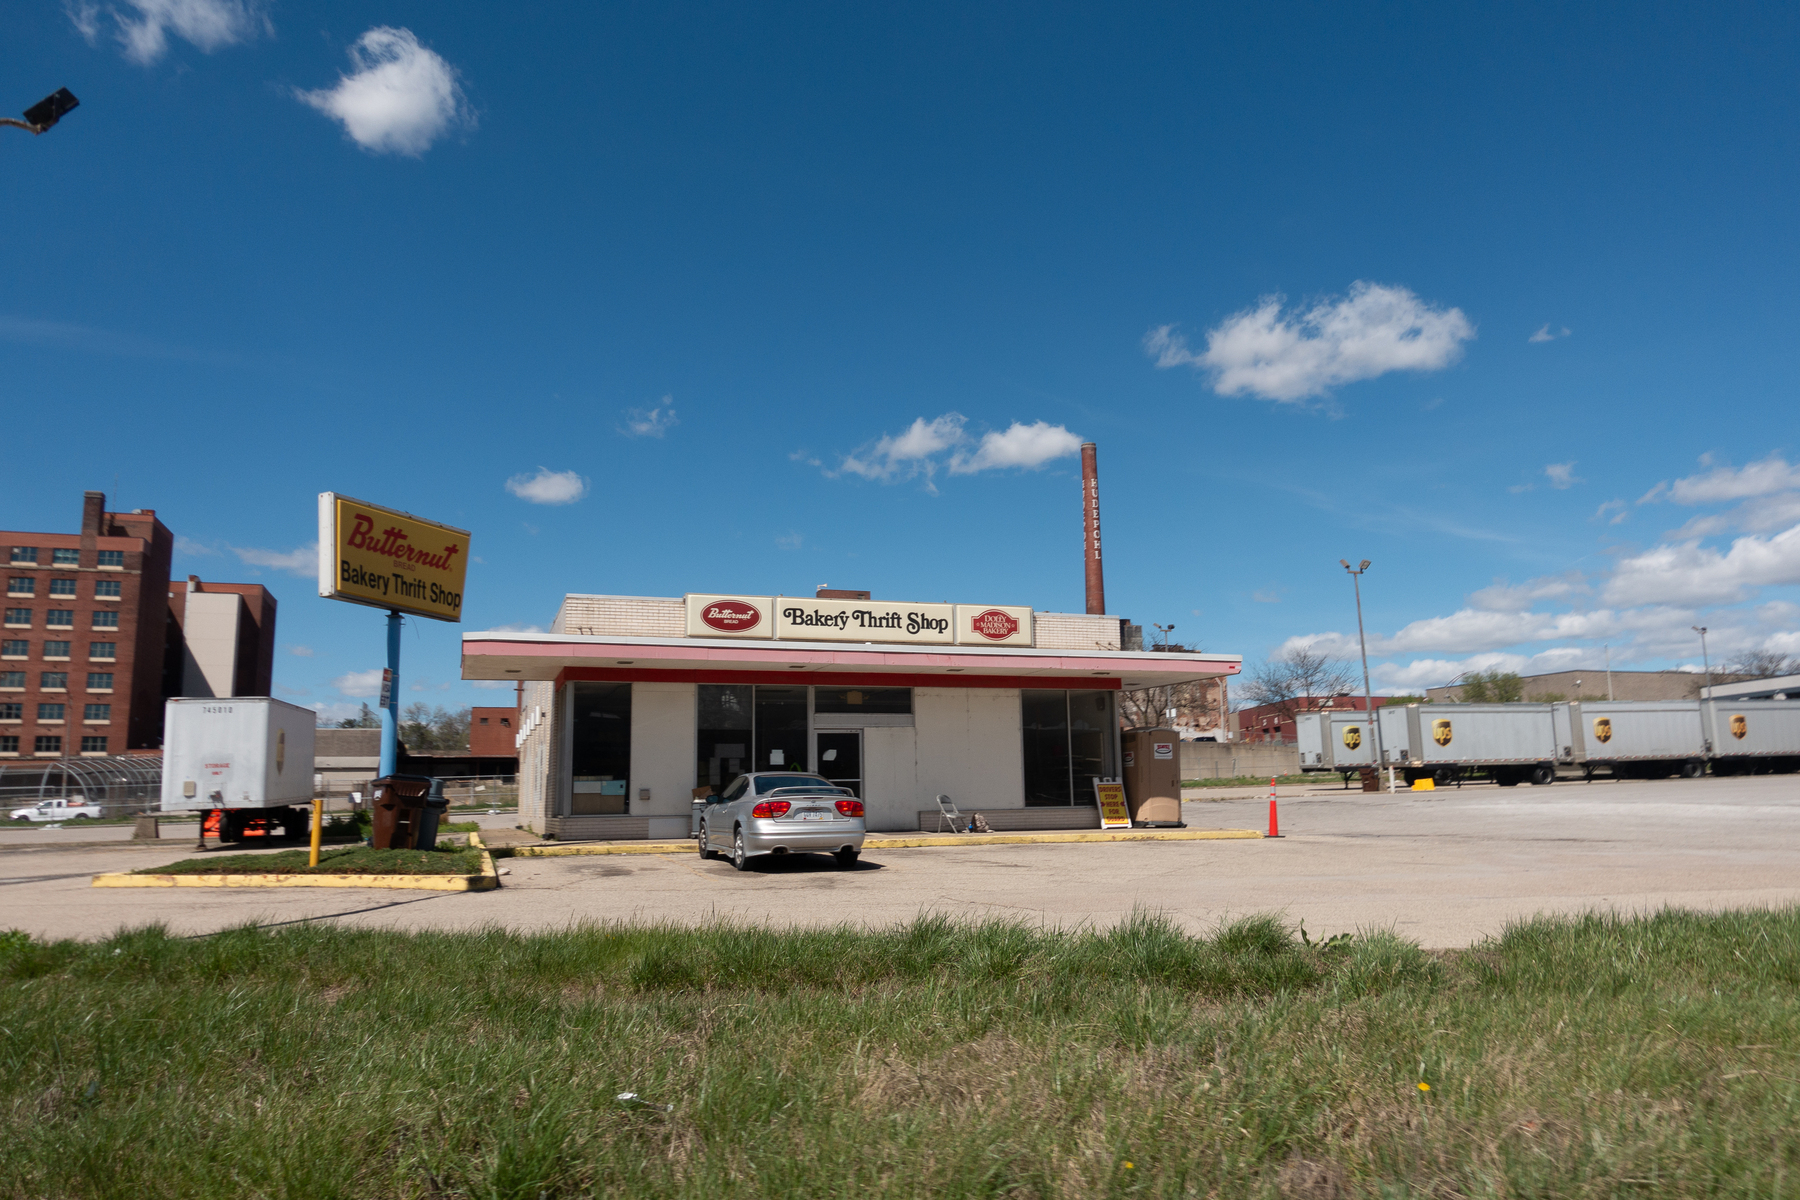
[1267,778,1283,838]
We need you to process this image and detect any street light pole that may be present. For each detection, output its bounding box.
[2,88,80,135]
[1340,559,1389,791]
[1693,625,1715,760]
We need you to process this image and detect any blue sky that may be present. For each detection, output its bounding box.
[5,1,1798,720]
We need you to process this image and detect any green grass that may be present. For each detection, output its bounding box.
[3,908,1799,1198]
[131,844,484,876]
[1182,772,1317,788]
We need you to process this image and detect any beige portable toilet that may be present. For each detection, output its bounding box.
[1122,728,1183,827]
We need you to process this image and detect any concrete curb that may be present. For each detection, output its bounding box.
[510,828,1264,858]
[91,842,502,892]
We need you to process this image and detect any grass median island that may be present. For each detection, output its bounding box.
[1184,772,1318,788]
[131,843,485,876]
[3,907,1798,1197]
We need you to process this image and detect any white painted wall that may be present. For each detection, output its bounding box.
[913,688,1024,819]
[630,681,697,820]
[180,592,242,698]
[862,725,919,831]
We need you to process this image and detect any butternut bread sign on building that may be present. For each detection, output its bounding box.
[682,594,1033,646]
[317,493,471,622]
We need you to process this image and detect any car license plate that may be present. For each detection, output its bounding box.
[796,808,829,821]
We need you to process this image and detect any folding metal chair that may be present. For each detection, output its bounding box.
[934,793,965,833]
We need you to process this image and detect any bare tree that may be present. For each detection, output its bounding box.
[1235,647,1356,725]
[1722,649,1794,680]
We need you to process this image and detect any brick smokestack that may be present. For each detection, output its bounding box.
[1081,443,1105,614]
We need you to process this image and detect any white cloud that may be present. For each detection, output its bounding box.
[1602,525,1800,608]
[775,532,803,551]
[173,535,219,556]
[288,645,314,658]
[1252,589,1281,604]
[488,622,545,633]
[1594,499,1628,524]
[297,27,471,156]
[1667,492,1800,540]
[621,399,678,438]
[836,414,1081,486]
[1467,573,1589,612]
[332,668,385,697]
[1667,455,1800,505]
[309,701,369,726]
[1146,282,1474,402]
[231,541,318,577]
[70,0,268,65]
[948,421,1083,474]
[1544,461,1583,489]
[506,467,589,505]
[1528,325,1570,343]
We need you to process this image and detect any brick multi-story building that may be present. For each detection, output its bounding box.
[1,492,275,759]
[469,706,520,757]
[1232,694,1388,744]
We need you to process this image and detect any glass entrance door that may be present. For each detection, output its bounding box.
[815,730,862,798]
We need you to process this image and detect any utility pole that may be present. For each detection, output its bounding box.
[1340,560,1389,791]
[1693,625,1715,761]
[1605,644,1614,701]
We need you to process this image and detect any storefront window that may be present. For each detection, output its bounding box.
[754,685,808,772]
[570,682,631,813]
[697,684,752,790]
[813,687,911,714]
[1022,689,1117,806]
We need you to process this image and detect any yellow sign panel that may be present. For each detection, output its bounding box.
[1094,780,1131,829]
[318,492,471,622]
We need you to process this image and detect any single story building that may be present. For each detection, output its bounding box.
[461,591,1240,838]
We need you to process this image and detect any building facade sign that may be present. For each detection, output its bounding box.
[682,595,1034,647]
[317,493,471,622]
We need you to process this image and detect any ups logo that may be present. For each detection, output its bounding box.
[1432,718,1453,747]
[1342,726,1362,749]
[1593,717,1612,744]
[1731,713,1747,740]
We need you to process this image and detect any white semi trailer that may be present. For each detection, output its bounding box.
[160,697,318,841]
[1297,699,1800,785]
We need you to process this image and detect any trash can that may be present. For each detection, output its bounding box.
[1358,766,1379,793]
[414,778,449,850]
[369,774,434,849]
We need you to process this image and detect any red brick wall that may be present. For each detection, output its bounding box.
[469,706,519,756]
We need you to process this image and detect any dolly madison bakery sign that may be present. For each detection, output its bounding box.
[684,594,1034,647]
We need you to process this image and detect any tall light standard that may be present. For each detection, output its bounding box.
[1693,625,1716,759]
[1151,623,1175,650]
[1,88,80,135]
[1340,559,1388,790]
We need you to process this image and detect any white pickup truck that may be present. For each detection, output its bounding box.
[8,797,104,823]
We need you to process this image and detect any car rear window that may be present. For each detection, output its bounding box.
[752,774,833,794]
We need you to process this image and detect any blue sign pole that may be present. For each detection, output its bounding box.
[379,610,401,776]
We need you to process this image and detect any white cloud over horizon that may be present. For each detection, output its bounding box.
[231,541,317,577]
[621,399,678,438]
[1146,282,1475,402]
[506,467,589,505]
[834,414,1082,487]
[69,0,268,64]
[1528,324,1571,343]
[298,27,471,156]
[332,668,385,697]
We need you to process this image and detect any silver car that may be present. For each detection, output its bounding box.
[697,772,866,870]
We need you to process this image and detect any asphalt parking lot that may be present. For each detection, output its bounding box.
[5,774,1798,947]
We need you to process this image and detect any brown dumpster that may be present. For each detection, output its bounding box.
[369,774,434,849]
[1358,766,1379,793]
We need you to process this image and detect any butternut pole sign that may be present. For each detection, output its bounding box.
[317,493,471,622]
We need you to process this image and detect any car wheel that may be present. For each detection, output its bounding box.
[731,828,750,872]
[697,821,716,860]
[835,849,860,870]
[13,815,31,823]
[70,814,90,822]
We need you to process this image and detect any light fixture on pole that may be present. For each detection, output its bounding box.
[1693,625,1715,758]
[1151,623,1175,651]
[2,88,80,135]
[1339,559,1389,790]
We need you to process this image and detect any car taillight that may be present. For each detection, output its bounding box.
[750,800,791,818]
[836,799,864,817]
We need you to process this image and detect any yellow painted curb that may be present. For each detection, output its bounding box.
[92,843,502,892]
[512,828,1263,857]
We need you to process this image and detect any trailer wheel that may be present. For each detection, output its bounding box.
[1529,763,1555,786]
[1433,767,1456,787]
[1680,759,1705,779]
[216,811,240,842]
[281,807,308,839]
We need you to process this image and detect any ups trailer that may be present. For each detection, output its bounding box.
[1295,710,1378,780]
[1555,701,1707,779]
[1376,703,1565,785]
[1700,699,1800,774]
[160,697,318,842]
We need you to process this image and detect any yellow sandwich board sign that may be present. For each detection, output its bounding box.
[1094,779,1131,829]
[317,493,471,622]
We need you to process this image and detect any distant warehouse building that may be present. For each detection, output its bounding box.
[1426,670,1704,703]
[462,589,1239,837]
[1,491,275,758]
